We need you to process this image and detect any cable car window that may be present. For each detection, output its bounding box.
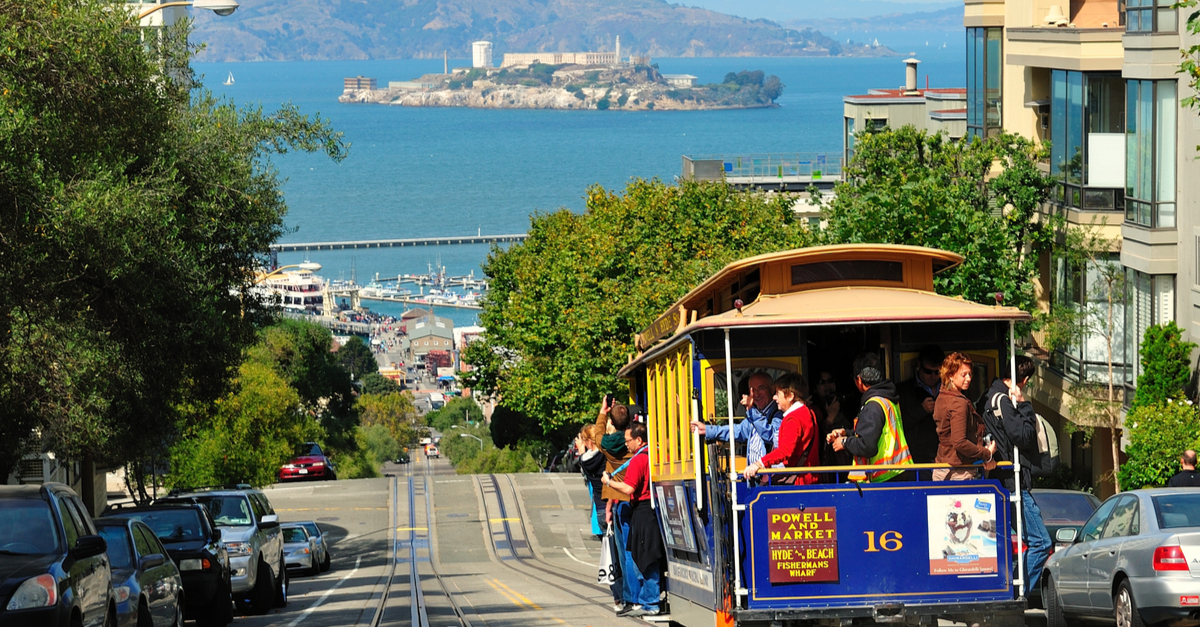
[791,260,904,286]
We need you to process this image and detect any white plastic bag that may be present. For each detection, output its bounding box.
[597,528,620,584]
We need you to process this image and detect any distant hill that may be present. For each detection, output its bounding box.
[189,0,897,62]
[783,6,962,35]
[678,0,960,21]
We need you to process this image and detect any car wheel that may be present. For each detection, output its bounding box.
[1044,574,1067,627]
[273,558,289,608]
[1115,580,1146,627]
[137,600,153,627]
[170,591,184,627]
[308,551,321,577]
[250,559,276,615]
[104,604,118,627]
[200,577,233,627]
[320,548,331,572]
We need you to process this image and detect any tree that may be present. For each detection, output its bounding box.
[1133,322,1196,409]
[490,405,542,449]
[337,336,378,380]
[357,392,425,447]
[819,127,1056,314]
[426,396,484,432]
[463,178,815,431]
[1118,400,1200,489]
[362,372,402,395]
[0,0,346,479]
[762,75,784,102]
[1179,0,1200,146]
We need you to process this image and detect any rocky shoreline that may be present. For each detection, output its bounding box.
[339,84,778,110]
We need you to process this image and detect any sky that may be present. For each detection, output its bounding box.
[676,0,960,21]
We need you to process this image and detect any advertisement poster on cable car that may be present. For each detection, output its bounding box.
[927,494,998,575]
[655,484,698,553]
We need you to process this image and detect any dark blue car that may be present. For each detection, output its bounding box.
[93,519,182,627]
[0,483,114,627]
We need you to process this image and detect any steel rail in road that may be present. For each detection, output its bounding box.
[477,474,620,613]
[271,235,527,253]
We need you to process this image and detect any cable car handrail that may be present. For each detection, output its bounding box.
[752,461,1014,475]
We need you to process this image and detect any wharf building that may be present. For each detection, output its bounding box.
[951,0,1198,496]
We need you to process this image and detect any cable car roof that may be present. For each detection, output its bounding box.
[618,286,1031,378]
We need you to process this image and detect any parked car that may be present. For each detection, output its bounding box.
[157,487,285,616]
[1032,488,1103,553]
[279,525,319,577]
[1043,488,1200,627]
[0,483,115,627]
[94,518,183,627]
[394,452,410,465]
[292,522,331,573]
[102,504,233,627]
[278,442,337,482]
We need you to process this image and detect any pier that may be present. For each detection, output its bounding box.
[356,293,482,310]
[271,233,527,253]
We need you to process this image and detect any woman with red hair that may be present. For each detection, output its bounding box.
[933,352,997,480]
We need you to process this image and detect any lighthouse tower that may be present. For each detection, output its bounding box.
[615,36,621,66]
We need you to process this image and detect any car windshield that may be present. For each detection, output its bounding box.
[299,522,320,537]
[1034,492,1099,524]
[193,496,253,526]
[0,499,61,555]
[282,527,307,543]
[97,526,134,569]
[295,443,322,457]
[109,509,204,543]
[1155,494,1200,529]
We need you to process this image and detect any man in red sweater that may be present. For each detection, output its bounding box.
[743,373,819,485]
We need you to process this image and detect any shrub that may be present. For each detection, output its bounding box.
[616,94,629,107]
[361,372,401,395]
[596,98,610,110]
[573,90,586,100]
[564,84,581,93]
[1133,321,1195,410]
[362,424,400,464]
[1119,399,1200,489]
[448,80,462,90]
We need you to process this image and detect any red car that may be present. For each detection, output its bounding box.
[279,442,338,481]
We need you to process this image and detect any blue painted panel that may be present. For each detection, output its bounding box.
[741,480,1013,610]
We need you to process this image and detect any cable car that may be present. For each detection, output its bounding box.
[618,244,1029,627]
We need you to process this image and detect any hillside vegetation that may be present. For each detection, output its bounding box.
[190,0,896,62]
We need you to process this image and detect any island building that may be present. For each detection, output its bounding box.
[501,36,629,68]
[472,41,493,69]
[344,76,376,90]
[662,74,698,88]
[951,0,1200,496]
[842,58,967,163]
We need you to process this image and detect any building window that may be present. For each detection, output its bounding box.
[967,27,1003,139]
[1124,269,1175,385]
[1051,254,1128,382]
[1126,79,1176,228]
[1050,71,1125,210]
[1125,0,1177,33]
[845,117,856,163]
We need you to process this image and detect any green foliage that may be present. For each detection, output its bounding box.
[362,424,401,464]
[617,94,629,107]
[331,428,380,479]
[441,422,541,474]
[361,372,402,395]
[1118,400,1200,489]
[819,127,1056,315]
[1178,1,1200,132]
[336,336,378,380]
[357,391,425,447]
[425,396,484,432]
[463,178,815,430]
[448,80,462,90]
[574,90,587,100]
[169,362,320,488]
[596,98,610,110]
[762,75,784,101]
[565,84,582,93]
[0,0,346,478]
[724,70,765,86]
[585,70,601,82]
[1133,322,1196,409]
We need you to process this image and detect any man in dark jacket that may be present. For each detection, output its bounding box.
[978,356,1050,597]
[828,352,913,482]
[1168,450,1200,486]
[897,344,944,467]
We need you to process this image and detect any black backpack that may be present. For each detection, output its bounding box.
[981,393,1060,478]
[980,393,1015,465]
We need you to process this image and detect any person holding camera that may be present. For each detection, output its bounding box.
[933,352,996,480]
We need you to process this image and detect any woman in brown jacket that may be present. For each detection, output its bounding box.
[933,352,997,480]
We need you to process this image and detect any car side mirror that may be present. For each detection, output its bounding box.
[1055,528,1078,543]
[212,528,222,541]
[140,554,167,570]
[71,535,108,560]
[259,514,279,529]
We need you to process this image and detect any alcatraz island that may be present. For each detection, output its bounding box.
[339,38,783,111]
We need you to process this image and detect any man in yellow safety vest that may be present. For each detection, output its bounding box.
[827,352,914,482]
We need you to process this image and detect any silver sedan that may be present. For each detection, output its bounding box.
[280,523,320,576]
[294,521,331,572]
[1043,488,1200,627]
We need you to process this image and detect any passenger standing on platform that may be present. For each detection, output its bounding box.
[933,352,996,480]
[744,373,820,485]
[602,422,665,618]
[827,352,914,482]
[978,356,1050,595]
[813,370,853,471]
[690,371,782,467]
[594,399,636,612]
[577,425,606,537]
[897,345,945,468]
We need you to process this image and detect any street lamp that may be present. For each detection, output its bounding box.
[136,0,239,19]
[460,433,484,451]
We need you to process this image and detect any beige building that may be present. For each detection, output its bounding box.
[962,0,1198,495]
[843,59,967,163]
[501,51,617,67]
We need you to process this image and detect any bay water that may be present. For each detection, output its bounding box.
[195,48,965,327]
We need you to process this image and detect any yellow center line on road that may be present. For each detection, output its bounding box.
[492,578,542,610]
[486,579,524,608]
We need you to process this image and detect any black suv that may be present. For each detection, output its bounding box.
[0,483,115,627]
[103,504,233,627]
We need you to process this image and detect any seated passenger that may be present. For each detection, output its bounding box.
[812,370,853,473]
[827,352,914,482]
[743,373,819,485]
[933,352,996,480]
[691,371,782,468]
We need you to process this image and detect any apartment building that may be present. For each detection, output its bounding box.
[963,0,1198,494]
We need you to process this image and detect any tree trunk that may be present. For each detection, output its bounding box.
[1107,279,1121,493]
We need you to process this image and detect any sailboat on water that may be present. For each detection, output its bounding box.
[224,72,234,86]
